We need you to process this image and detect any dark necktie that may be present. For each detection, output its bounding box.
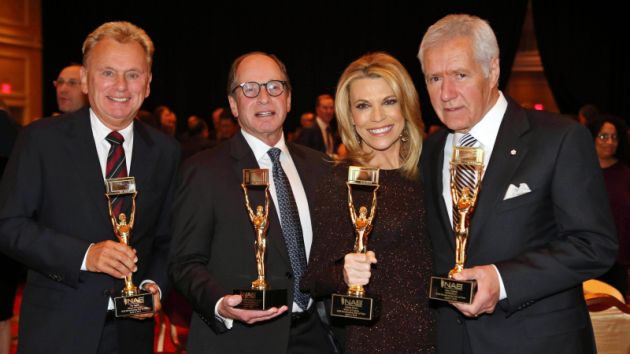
[325,126,334,156]
[106,131,127,216]
[453,133,478,228]
[267,147,310,310]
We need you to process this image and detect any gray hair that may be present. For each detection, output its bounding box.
[418,14,499,78]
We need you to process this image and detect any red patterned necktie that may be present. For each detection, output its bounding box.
[105,131,127,216]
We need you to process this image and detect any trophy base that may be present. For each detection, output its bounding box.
[330,293,374,320]
[114,291,154,317]
[429,275,477,304]
[233,288,287,310]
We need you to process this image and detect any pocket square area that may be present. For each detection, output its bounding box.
[503,183,531,200]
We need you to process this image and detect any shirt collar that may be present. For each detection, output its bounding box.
[89,108,134,143]
[240,128,289,162]
[468,91,507,150]
[315,117,329,130]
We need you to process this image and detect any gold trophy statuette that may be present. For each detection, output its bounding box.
[429,146,484,304]
[234,169,287,310]
[331,166,379,321]
[105,177,154,317]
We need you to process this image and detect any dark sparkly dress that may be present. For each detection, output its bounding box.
[302,164,436,353]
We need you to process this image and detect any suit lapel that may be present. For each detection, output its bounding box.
[470,100,530,238]
[65,108,112,233]
[429,130,456,249]
[129,121,154,200]
[229,133,291,267]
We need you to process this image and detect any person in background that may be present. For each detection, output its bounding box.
[214,109,238,143]
[418,14,617,353]
[169,51,335,353]
[295,94,339,157]
[180,118,214,160]
[54,64,88,114]
[209,106,225,140]
[288,111,315,142]
[154,105,178,138]
[136,109,159,128]
[588,115,630,298]
[578,104,599,126]
[0,21,179,353]
[302,52,435,353]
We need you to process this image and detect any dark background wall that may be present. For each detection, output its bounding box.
[43,1,627,133]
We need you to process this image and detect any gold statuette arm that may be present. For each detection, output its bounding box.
[347,183,357,224]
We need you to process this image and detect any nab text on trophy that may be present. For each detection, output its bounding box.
[429,146,484,304]
[105,177,154,317]
[331,166,380,321]
[234,169,287,310]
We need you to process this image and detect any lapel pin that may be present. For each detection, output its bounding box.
[510,149,517,156]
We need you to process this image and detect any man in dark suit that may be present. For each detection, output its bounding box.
[0,21,179,354]
[169,52,334,353]
[418,14,617,353]
[295,94,339,157]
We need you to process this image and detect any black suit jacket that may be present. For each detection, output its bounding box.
[169,131,330,354]
[294,124,339,154]
[421,98,617,354]
[0,107,180,354]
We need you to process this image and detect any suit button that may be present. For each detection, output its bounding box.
[456,317,463,325]
[103,289,113,296]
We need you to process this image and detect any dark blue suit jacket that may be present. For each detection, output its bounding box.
[421,98,617,354]
[0,107,180,354]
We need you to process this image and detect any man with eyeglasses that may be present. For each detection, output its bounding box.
[54,64,88,114]
[170,52,336,353]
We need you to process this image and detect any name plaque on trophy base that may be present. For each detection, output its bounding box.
[331,293,374,321]
[233,288,287,310]
[114,291,154,317]
[429,276,477,304]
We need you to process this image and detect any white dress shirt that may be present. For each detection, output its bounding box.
[315,116,333,156]
[216,130,315,329]
[441,91,508,300]
[81,109,158,308]
[90,109,134,178]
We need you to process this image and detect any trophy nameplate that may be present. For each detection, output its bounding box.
[105,176,154,317]
[331,166,380,321]
[429,146,484,304]
[105,177,136,195]
[234,169,287,310]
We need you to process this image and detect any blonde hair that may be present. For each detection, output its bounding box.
[335,52,424,179]
[82,21,154,70]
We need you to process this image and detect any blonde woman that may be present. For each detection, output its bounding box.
[302,52,435,353]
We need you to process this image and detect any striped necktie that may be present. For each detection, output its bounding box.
[452,133,478,228]
[105,131,127,217]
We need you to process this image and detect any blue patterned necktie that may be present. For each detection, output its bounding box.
[453,133,478,228]
[267,148,310,310]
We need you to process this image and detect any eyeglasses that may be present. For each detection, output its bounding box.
[597,133,618,142]
[53,79,81,88]
[232,80,287,98]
